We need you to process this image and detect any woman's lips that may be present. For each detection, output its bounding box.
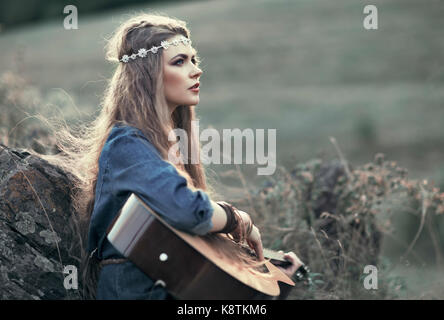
[189,82,200,92]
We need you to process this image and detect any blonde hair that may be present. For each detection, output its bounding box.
[50,13,216,221]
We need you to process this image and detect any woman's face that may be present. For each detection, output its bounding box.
[162,35,203,113]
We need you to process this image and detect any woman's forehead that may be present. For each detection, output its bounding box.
[163,35,197,59]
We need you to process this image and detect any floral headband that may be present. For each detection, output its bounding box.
[120,35,192,63]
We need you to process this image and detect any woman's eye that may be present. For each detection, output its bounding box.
[174,59,184,65]
[173,58,199,66]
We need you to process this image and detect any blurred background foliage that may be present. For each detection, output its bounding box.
[0,0,443,299]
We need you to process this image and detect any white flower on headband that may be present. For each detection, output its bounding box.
[119,36,192,63]
[138,48,148,57]
[160,40,169,49]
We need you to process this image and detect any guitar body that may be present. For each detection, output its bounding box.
[107,194,294,300]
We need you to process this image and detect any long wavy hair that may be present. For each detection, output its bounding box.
[47,13,270,299]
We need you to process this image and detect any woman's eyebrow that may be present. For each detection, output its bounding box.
[169,50,198,62]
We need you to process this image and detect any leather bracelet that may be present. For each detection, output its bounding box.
[216,201,255,244]
[217,201,246,243]
[229,208,249,243]
[216,201,239,234]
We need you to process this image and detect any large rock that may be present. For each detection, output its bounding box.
[0,144,81,299]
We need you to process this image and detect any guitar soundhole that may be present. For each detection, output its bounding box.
[257,264,270,274]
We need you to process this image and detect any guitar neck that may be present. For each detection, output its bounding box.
[263,248,286,261]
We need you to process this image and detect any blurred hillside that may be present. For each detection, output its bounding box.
[0,0,443,193]
[0,0,190,30]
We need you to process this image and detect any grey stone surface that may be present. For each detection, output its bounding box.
[0,144,81,299]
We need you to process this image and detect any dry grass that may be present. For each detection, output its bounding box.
[229,150,444,299]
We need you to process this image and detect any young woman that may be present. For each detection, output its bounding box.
[57,13,303,300]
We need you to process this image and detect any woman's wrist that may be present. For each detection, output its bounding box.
[209,200,229,232]
[216,201,239,234]
[215,202,250,242]
[212,201,255,244]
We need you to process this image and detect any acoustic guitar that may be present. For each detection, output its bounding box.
[106,193,295,299]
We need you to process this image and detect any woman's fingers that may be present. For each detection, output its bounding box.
[237,210,252,231]
[254,238,264,261]
[233,211,264,261]
[284,252,303,267]
[276,251,304,277]
[247,226,264,261]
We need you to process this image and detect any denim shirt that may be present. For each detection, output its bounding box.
[87,124,215,299]
[87,124,214,261]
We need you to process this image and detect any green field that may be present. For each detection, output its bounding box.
[1,0,443,190]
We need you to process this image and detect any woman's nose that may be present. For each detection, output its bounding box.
[191,66,203,78]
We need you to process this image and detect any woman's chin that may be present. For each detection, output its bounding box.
[187,98,200,106]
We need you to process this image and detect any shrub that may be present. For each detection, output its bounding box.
[232,153,444,299]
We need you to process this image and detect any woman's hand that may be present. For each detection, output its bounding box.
[246,225,264,261]
[237,210,264,261]
[276,251,303,278]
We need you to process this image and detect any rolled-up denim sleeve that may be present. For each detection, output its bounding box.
[107,131,214,235]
